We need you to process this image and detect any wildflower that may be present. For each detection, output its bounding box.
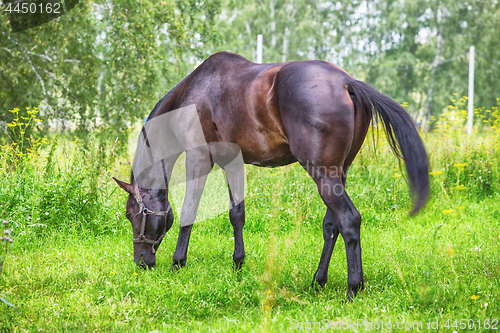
[111,272,115,275]
[456,206,465,209]
[2,219,7,224]
[442,209,454,214]
[45,212,49,215]
[446,248,454,256]
[4,230,10,235]
[133,272,137,276]
[454,163,467,168]
[0,237,3,241]
[470,295,480,300]
[4,236,12,243]
[429,171,443,175]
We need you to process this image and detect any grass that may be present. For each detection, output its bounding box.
[1,179,499,332]
[1,104,500,332]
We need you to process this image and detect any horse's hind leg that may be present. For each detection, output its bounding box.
[312,208,339,288]
[276,63,367,299]
[318,177,364,300]
[312,170,357,290]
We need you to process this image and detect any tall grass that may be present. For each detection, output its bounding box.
[0,99,499,331]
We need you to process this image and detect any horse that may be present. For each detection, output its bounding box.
[113,51,429,300]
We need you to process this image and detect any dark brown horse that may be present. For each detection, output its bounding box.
[113,51,429,300]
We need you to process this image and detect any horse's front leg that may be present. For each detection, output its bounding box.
[229,196,245,271]
[171,146,212,271]
[220,146,246,271]
[172,224,193,270]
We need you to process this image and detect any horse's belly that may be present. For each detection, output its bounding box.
[239,137,297,168]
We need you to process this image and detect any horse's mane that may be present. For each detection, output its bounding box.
[147,73,190,121]
[130,73,191,185]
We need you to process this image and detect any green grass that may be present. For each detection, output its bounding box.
[1,127,500,332]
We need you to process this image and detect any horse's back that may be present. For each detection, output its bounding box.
[182,53,295,166]
[154,53,359,168]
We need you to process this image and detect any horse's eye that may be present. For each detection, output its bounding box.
[125,212,132,219]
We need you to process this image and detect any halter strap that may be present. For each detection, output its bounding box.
[132,183,171,254]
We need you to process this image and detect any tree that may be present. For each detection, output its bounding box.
[0,0,221,139]
[216,0,500,127]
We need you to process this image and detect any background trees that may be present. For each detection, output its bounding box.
[1,0,499,136]
[0,0,221,137]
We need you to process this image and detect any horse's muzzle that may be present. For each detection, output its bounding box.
[135,252,156,269]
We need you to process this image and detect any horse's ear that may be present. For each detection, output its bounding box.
[113,177,135,195]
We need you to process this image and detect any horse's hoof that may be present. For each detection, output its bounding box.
[311,280,326,291]
[171,262,184,272]
[233,261,244,272]
[346,283,364,301]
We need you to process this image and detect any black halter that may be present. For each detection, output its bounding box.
[132,183,171,254]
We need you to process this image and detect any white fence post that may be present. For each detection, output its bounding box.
[467,45,475,136]
[256,34,263,64]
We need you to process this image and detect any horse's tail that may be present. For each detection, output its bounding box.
[347,80,430,215]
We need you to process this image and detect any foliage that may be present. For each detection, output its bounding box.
[0,0,222,142]
[1,107,47,170]
[0,113,128,239]
[0,214,17,328]
[425,95,500,199]
[3,0,500,139]
[216,0,500,125]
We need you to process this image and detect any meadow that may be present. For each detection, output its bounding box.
[0,99,499,332]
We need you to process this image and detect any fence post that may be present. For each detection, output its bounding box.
[256,34,263,64]
[467,45,475,135]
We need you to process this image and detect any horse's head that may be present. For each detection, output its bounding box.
[113,177,174,269]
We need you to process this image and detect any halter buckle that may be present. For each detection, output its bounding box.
[142,207,154,215]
